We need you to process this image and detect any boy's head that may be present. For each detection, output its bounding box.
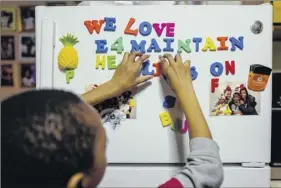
[2,89,107,188]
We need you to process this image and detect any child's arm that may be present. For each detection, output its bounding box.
[160,54,212,139]
[82,52,152,105]
[158,54,223,188]
[159,138,223,188]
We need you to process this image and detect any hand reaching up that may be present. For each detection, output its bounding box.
[159,53,193,97]
[111,52,153,93]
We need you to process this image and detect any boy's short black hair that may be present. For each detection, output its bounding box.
[1,89,96,188]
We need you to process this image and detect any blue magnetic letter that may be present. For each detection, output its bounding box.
[95,40,108,53]
[229,36,244,51]
[163,38,174,52]
[192,37,202,52]
[210,62,223,77]
[104,17,116,32]
[130,40,146,53]
[139,21,152,36]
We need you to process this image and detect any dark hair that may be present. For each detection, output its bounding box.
[233,92,241,98]
[1,89,95,188]
[240,87,249,99]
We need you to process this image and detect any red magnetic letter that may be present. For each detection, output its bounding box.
[225,60,235,75]
[153,63,161,77]
[217,37,228,51]
[84,20,105,34]
[124,18,138,36]
[211,78,219,93]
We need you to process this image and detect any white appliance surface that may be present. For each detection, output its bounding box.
[36,5,272,164]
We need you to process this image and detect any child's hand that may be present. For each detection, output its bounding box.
[110,52,153,94]
[159,53,193,97]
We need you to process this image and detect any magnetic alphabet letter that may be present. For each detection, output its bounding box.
[139,21,152,36]
[95,40,108,53]
[217,37,229,50]
[84,20,105,34]
[131,40,146,53]
[163,95,176,109]
[180,120,189,134]
[210,62,223,77]
[107,55,117,70]
[192,37,202,52]
[153,63,161,76]
[171,118,181,132]
[190,66,198,81]
[124,18,138,36]
[152,23,166,37]
[211,78,219,93]
[111,37,124,54]
[177,39,191,53]
[95,55,106,69]
[229,36,244,51]
[66,70,74,84]
[159,112,172,127]
[163,38,174,52]
[202,37,216,52]
[166,23,175,37]
[104,17,116,32]
[147,39,161,53]
[225,60,236,75]
[142,61,155,75]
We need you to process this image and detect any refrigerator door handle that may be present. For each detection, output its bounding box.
[242,162,266,168]
[38,19,56,88]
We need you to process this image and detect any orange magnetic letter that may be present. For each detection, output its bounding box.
[217,37,228,51]
[84,20,105,35]
[124,18,138,36]
[153,63,161,77]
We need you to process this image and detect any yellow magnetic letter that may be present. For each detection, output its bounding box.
[202,37,216,52]
[159,112,172,127]
[95,55,106,69]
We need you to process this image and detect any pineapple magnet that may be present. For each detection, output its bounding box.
[58,33,79,84]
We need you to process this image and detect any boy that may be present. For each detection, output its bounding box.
[2,53,223,188]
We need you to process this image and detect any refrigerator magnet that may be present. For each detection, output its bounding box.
[248,64,272,92]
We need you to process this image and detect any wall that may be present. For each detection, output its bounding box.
[0,1,79,99]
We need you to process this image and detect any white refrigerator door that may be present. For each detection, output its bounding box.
[36,5,272,163]
[98,166,271,187]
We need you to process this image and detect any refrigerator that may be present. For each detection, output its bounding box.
[36,4,272,187]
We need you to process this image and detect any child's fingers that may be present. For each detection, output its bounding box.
[183,60,191,68]
[175,53,182,63]
[121,52,130,64]
[163,53,175,65]
[135,54,150,65]
[158,55,169,74]
[128,52,142,64]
